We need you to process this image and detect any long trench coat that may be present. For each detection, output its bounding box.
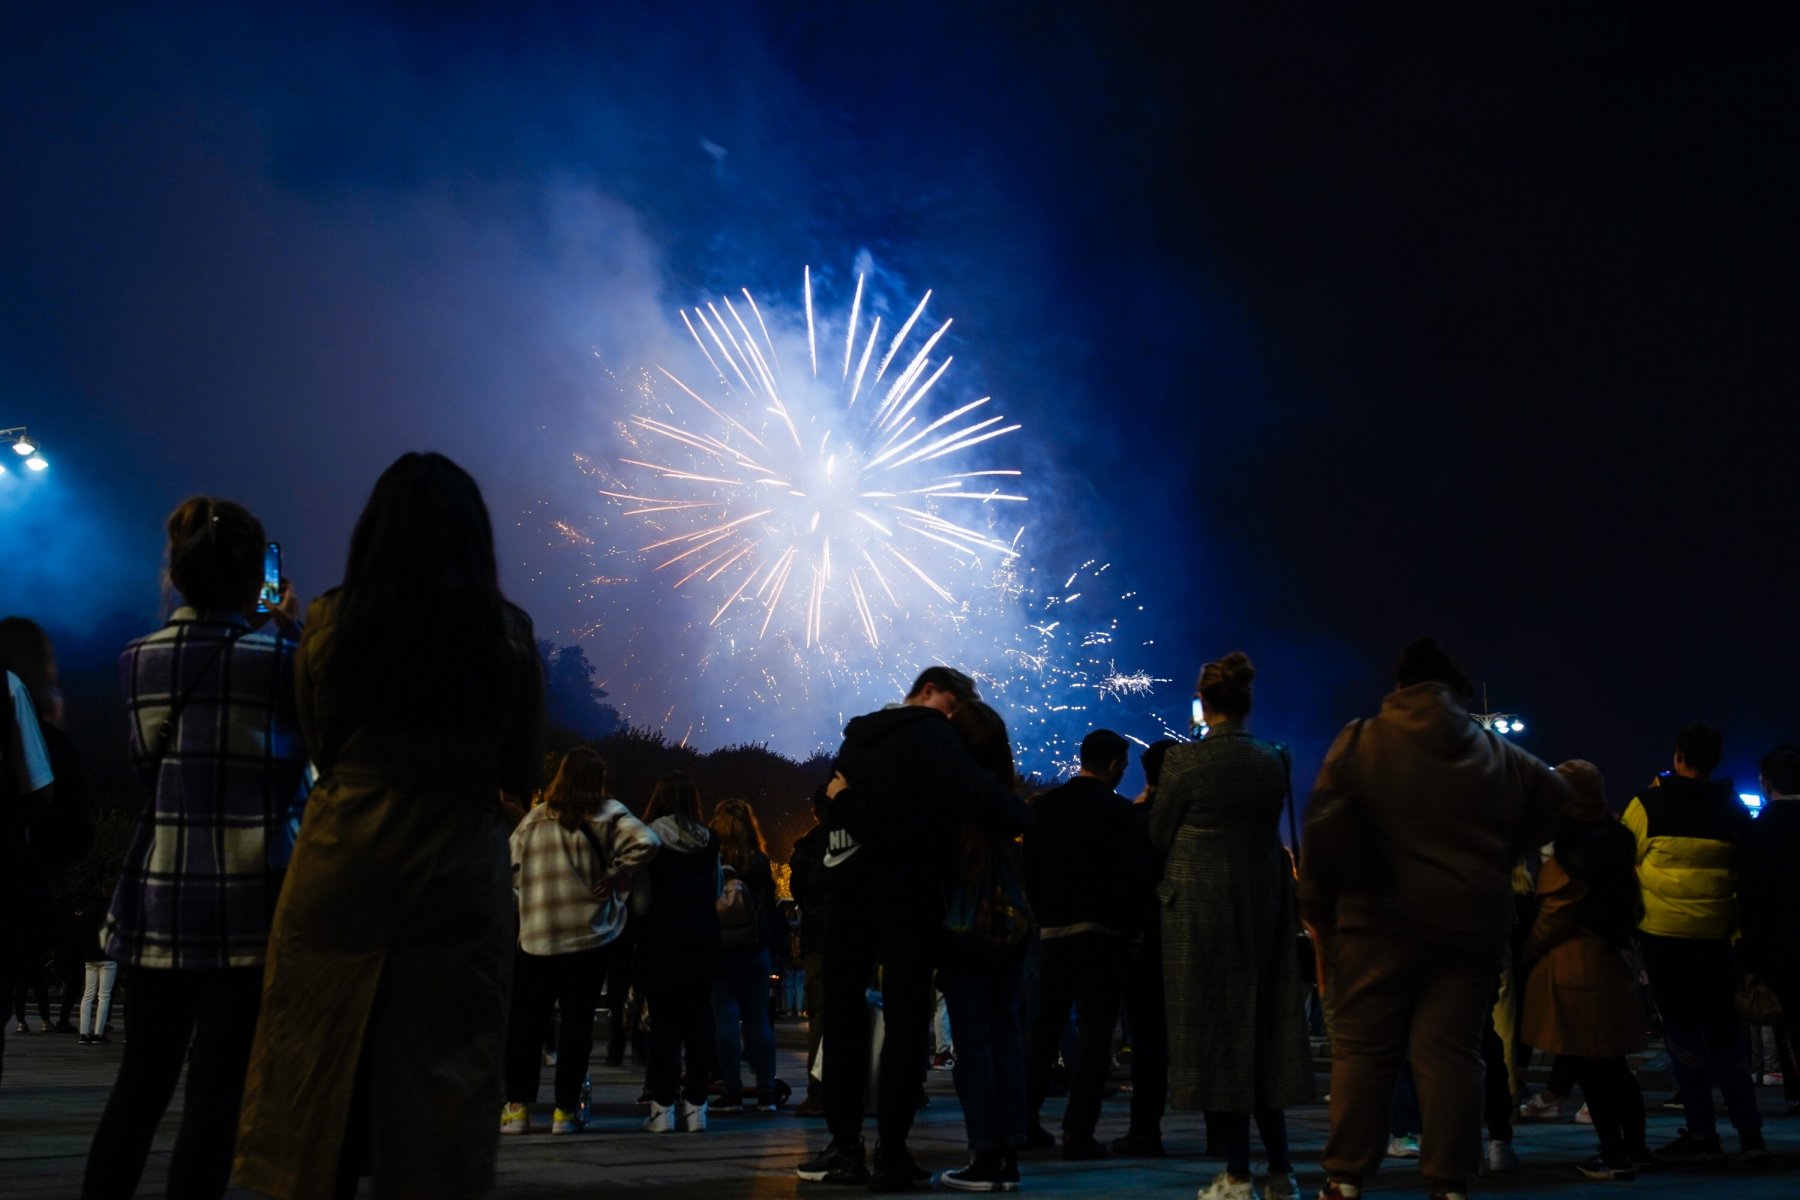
[1150,723,1315,1112]
[1519,857,1646,1059]
[234,594,544,1199]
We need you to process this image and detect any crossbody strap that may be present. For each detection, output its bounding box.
[142,629,244,776]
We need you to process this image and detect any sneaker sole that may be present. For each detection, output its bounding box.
[795,1170,871,1184]
[937,1176,1018,1193]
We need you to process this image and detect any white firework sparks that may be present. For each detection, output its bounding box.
[601,267,1024,650]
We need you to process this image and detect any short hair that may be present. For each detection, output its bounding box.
[1140,738,1179,788]
[1761,744,1800,796]
[1197,651,1255,718]
[165,496,265,610]
[906,665,979,704]
[1393,636,1473,699]
[1675,724,1723,776]
[1080,728,1129,773]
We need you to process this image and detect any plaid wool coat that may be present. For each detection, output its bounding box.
[1149,723,1315,1111]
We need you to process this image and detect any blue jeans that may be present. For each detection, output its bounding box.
[939,958,1027,1151]
[711,946,776,1097]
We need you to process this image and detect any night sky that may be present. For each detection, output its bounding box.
[3,4,1794,799]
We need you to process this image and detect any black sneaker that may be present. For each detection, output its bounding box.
[798,1139,870,1185]
[870,1143,929,1191]
[1653,1128,1725,1166]
[939,1151,1018,1193]
[1659,1092,1686,1112]
[1109,1133,1165,1157]
[1577,1153,1637,1181]
[1062,1136,1108,1161]
[1738,1131,1771,1165]
[796,1091,828,1117]
[1022,1125,1055,1150]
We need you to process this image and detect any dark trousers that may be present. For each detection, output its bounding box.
[1640,933,1761,1138]
[644,980,714,1107]
[1547,1053,1578,1097]
[939,958,1027,1151]
[803,949,826,1086]
[1564,1055,1646,1159]
[1212,1108,1291,1177]
[1482,1020,1513,1141]
[1024,930,1128,1142]
[1322,930,1500,1191]
[81,965,262,1200]
[1120,935,1168,1138]
[504,945,608,1112]
[822,906,936,1149]
[13,965,50,1025]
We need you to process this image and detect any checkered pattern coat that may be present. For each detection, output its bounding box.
[108,608,308,969]
[511,798,658,956]
[1150,724,1315,1111]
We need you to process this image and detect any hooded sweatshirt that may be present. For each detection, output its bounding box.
[1621,773,1749,940]
[1305,682,1568,944]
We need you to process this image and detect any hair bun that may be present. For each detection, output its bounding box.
[1219,651,1255,688]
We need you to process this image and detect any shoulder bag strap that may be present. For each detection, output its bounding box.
[142,629,244,776]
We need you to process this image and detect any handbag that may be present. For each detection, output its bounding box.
[1734,979,1784,1024]
[1300,719,1394,898]
[942,825,1032,962]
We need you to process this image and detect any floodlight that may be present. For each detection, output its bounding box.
[1509,720,1524,733]
[11,436,32,456]
[1494,720,1511,733]
[25,456,47,472]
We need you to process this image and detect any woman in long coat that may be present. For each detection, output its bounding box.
[1519,760,1648,1181]
[1151,652,1313,1200]
[234,454,544,1200]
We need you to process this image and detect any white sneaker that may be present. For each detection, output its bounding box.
[1197,1173,1255,1200]
[1574,1102,1593,1125]
[677,1097,708,1132]
[1386,1134,1420,1158]
[1518,1091,1560,1119]
[1262,1169,1301,1200]
[642,1101,673,1132]
[1484,1139,1519,1173]
[499,1102,530,1135]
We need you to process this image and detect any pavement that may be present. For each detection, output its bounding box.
[4,1016,1798,1198]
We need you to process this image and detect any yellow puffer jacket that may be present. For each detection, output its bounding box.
[1621,775,1750,940]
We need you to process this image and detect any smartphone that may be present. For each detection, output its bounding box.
[257,541,282,613]
[1191,697,1205,727]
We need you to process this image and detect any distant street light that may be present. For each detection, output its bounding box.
[1471,684,1525,737]
[1,426,47,476]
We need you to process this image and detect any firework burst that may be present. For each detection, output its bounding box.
[601,267,1024,651]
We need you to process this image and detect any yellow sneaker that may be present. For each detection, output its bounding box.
[500,1102,530,1135]
[552,1107,585,1134]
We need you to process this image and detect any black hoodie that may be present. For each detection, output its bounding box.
[824,704,1030,918]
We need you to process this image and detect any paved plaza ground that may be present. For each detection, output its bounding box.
[4,1018,1797,1198]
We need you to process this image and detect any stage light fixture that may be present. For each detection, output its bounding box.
[11,436,32,456]
[26,455,47,472]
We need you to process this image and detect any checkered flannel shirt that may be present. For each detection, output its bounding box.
[107,608,308,970]
[511,798,659,956]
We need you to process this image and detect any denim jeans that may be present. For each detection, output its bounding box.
[711,946,776,1097]
[1640,933,1762,1138]
[80,961,119,1037]
[939,958,1027,1151]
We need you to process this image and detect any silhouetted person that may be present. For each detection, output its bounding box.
[1739,744,1800,1112]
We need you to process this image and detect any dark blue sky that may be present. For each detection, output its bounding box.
[2,3,1794,794]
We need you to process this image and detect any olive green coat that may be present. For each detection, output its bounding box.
[234,594,543,1200]
[1151,724,1315,1112]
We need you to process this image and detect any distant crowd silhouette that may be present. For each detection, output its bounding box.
[3,450,1796,1200]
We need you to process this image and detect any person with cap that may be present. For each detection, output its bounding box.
[1519,761,1652,1181]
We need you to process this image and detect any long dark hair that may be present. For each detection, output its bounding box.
[1554,816,1644,949]
[644,771,702,829]
[949,699,1014,790]
[710,797,768,875]
[544,747,607,831]
[331,453,509,715]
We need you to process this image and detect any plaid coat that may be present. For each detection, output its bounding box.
[1150,723,1314,1111]
[109,609,307,970]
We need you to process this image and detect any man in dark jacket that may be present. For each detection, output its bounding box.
[1021,728,1152,1159]
[1740,744,1800,1114]
[1301,638,1567,1200]
[797,667,1030,1191]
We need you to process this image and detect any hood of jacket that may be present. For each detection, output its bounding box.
[840,703,941,755]
[1377,682,1481,759]
[650,814,712,854]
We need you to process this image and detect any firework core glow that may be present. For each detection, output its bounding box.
[560,264,1184,775]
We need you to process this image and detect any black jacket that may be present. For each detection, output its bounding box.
[1024,774,1150,937]
[790,821,829,956]
[1738,797,1800,985]
[826,704,1030,917]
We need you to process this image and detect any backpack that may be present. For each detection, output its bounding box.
[717,869,762,950]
